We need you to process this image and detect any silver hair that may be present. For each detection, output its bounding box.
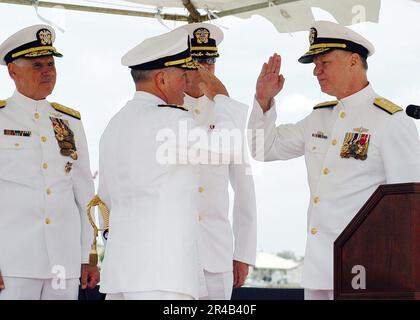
[131,69,156,83]
[10,58,26,66]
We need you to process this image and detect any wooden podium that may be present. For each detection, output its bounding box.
[334,183,420,300]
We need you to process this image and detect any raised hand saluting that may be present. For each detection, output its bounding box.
[255,53,285,112]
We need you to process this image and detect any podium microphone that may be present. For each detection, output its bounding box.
[406,105,420,119]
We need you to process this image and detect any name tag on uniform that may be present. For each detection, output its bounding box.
[4,129,31,137]
[340,132,371,161]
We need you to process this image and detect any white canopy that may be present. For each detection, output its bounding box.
[3,1,420,33]
[128,0,382,32]
[255,252,299,270]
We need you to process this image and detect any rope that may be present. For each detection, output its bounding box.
[86,195,110,266]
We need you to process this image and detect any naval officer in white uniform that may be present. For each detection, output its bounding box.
[248,21,420,300]
[97,28,249,300]
[179,23,257,300]
[0,25,99,300]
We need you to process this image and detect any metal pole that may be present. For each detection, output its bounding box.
[216,0,300,18]
[0,0,189,21]
[0,0,300,21]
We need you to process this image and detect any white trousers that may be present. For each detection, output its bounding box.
[199,270,233,300]
[106,290,194,300]
[0,277,79,300]
[304,289,334,300]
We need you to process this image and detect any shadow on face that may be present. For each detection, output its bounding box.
[158,67,187,105]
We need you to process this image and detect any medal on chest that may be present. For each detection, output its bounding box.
[50,117,78,160]
[64,161,73,174]
[340,130,371,161]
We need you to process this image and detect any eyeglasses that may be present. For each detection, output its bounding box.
[193,57,217,65]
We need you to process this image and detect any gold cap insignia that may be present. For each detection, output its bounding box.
[37,29,53,46]
[309,27,317,45]
[194,28,210,44]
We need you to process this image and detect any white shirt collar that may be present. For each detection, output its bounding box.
[133,91,166,105]
[11,90,49,112]
[339,83,376,107]
[184,93,211,108]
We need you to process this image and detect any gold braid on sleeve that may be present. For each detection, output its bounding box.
[87,196,110,267]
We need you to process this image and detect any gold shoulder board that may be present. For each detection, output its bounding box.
[373,98,402,115]
[313,100,338,110]
[0,100,6,109]
[158,104,189,112]
[51,102,81,120]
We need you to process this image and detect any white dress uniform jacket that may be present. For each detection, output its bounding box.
[184,94,257,273]
[0,90,94,279]
[98,91,248,299]
[248,84,420,290]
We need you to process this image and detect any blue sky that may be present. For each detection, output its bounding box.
[1,0,419,256]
